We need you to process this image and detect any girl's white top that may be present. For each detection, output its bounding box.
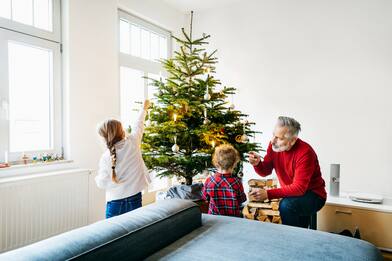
[95,109,151,202]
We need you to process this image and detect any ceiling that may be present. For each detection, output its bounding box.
[162,0,243,13]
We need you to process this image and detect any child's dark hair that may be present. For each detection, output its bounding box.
[98,119,125,183]
[212,144,240,171]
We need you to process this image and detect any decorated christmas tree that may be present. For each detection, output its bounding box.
[142,12,262,185]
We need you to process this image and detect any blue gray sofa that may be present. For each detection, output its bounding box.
[0,199,382,261]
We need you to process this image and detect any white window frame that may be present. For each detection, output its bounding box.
[0,0,62,164]
[0,0,61,43]
[118,10,171,78]
[118,10,172,196]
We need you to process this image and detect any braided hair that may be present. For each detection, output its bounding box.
[98,119,125,184]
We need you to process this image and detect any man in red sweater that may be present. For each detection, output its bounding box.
[249,116,326,228]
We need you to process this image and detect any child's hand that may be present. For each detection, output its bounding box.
[144,100,151,110]
[248,151,261,166]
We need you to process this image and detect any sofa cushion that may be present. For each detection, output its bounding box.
[146,214,383,261]
[0,199,201,261]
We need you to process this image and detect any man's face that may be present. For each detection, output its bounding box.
[271,125,297,152]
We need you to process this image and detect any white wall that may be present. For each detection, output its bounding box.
[119,0,186,35]
[63,0,118,223]
[192,0,392,197]
[63,0,185,222]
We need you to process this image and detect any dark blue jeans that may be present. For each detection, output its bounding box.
[106,192,142,219]
[279,191,325,228]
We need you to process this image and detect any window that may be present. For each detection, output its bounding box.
[0,0,61,163]
[0,0,60,41]
[119,14,168,61]
[118,10,171,192]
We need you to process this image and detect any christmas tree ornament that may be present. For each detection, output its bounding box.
[204,84,211,100]
[240,134,249,143]
[204,91,211,100]
[203,107,210,124]
[172,136,180,153]
[173,113,177,122]
[235,123,249,143]
[240,124,249,143]
[235,135,243,143]
[172,143,180,153]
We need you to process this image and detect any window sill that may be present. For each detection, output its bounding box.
[0,160,76,179]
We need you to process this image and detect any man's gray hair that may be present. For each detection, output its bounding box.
[277,116,301,137]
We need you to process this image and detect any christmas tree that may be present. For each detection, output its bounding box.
[142,12,262,185]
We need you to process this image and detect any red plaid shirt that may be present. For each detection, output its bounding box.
[202,172,247,217]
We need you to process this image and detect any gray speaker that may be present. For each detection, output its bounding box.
[330,164,340,197]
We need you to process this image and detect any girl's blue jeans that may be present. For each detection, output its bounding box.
[106,192,142,219]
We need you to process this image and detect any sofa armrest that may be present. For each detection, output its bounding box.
[0,199,201,261]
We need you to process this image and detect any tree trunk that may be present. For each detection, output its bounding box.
[185,176,193,185]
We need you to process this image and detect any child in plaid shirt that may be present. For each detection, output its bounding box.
[202,144,247,217]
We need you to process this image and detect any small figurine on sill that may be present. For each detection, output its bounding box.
[22,153,29,165]
[1,151,10,168]
[0,163,10,168]
[41,154,48,161]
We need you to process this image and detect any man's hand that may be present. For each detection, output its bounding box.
[249,188,268,202]
[248,151,261,166]
[143,100,151,110]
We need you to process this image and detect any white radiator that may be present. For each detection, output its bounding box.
[0,169,90,253]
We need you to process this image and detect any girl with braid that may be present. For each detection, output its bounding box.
[96,100,151,218]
